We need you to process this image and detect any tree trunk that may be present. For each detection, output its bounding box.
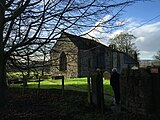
[27,55,30,78]
[0,1,8,107]
[42,54,46,76]
[0,59,8,107]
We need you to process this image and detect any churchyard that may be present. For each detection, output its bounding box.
[1,67,160,120]
[1,72,116,120]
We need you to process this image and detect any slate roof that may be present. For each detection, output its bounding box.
[63,32,108,50]
[60,32,138,65]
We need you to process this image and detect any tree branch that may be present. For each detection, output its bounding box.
[4,0,30,23]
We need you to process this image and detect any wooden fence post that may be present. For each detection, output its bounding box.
[62,76,64,95]
[54,76,64,95]
[87,76,91,104]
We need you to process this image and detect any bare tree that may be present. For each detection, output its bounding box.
[154,50,160,61]
[109,32,139,58]
[153,50,160,64]
[0,0,147,106]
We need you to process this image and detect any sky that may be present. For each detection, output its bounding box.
[122,0,160,60]
[87,0,160,60]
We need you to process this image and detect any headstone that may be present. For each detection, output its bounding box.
[103,71,110,80]
[91,68,104,113]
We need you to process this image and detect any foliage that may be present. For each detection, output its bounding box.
[109,32,139,58]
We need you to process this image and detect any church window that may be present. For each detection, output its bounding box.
[60,52,67,71]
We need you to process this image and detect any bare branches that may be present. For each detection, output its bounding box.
[1,0,147,72]
[154,50,160,61]
[4,0,31,23]
[109,32,139,58]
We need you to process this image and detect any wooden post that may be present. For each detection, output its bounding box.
[87,76,91,104]
[38,77,40,89]
[54,76,64,95]
[62,76,64,95]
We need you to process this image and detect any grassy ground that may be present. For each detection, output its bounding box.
[3,77,155,120]
[9,78,113,93]
[1,88,113,120]
[2,76,116,120]
[9,77,114,106]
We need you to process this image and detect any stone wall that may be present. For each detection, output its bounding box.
[50,34,78,78]
[120,67,160,118]
[50,33,138,78]
[78,49,89,77]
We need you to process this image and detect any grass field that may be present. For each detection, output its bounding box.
[5,77,117,119]
[9,77,113,95]
[9,77,114,105]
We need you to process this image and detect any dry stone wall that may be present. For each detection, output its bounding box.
[120,68,153,115]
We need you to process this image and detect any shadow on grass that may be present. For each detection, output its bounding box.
[9,82,114,107]
[2,87,113,120]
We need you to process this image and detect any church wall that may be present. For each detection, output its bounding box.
[78,47,113,77]
[104,49,111,72]
[118,53,128,73]
[50,33,138,78]
[113,52,118,69]
[106,50,122,73]
[78,49,90,77]
[50,34,78,78]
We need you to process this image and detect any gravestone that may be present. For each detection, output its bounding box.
[103,71,110,80]
[91,69,104,113]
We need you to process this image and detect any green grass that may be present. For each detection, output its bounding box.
[9,77,113,95]
[9,77,114,106]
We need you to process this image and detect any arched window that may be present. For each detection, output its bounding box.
[60,52,67,71]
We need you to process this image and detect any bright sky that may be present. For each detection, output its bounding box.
[122,0,160,60]
[87,0,160,60]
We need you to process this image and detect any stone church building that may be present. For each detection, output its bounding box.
[50,32,138,78]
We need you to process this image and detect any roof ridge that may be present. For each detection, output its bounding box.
[63,32,109,47]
